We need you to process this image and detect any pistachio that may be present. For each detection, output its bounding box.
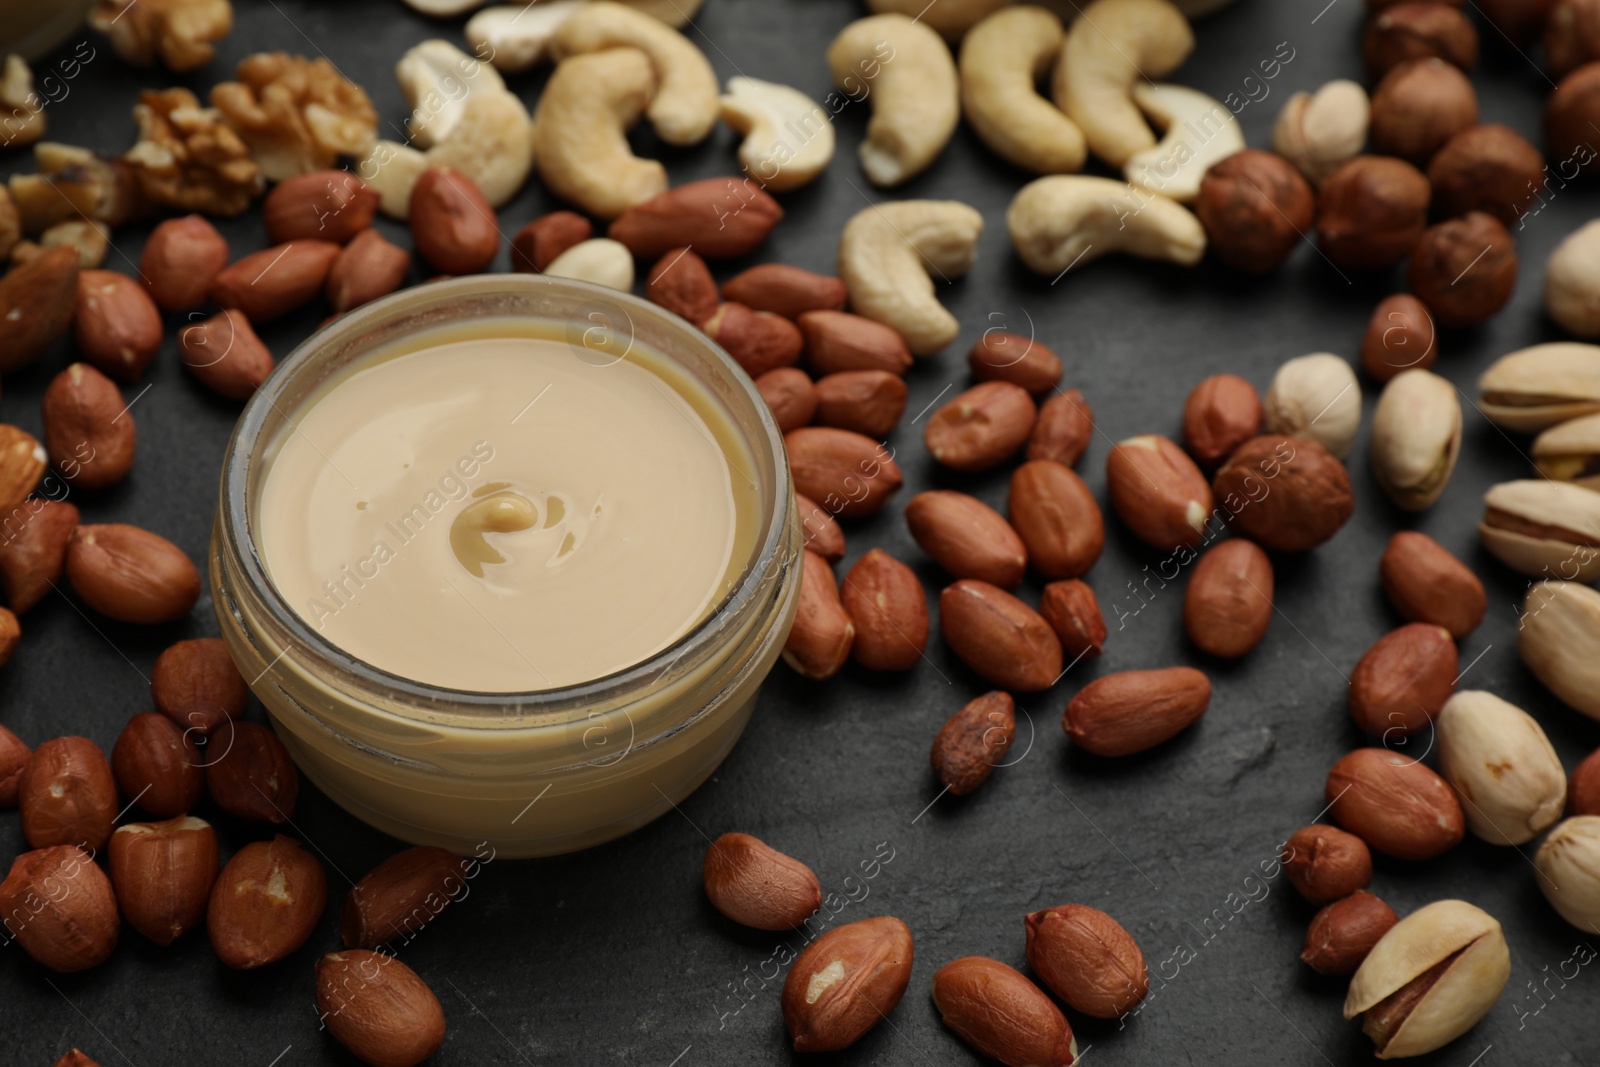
[1532,411,1600,487]
[1518,580,1600,719]
[1479,481,1600,581]
[1436,691,1566,845]
[1477,342,1600,432]
[1344,899,1510,1059]
[1263,353,1362,458]
[1534,816,1600,932]
[1369,369,1461,510]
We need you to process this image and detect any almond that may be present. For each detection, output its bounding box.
[208,835,327,969]
[0,499,78,614]
[179,309,276,400]
[0,845,118,972]
[785,427,903,519]
[1106,435,1214,551]
[798,310,913,376]
[1348,623,1457,736]
[1025,904,1149,1018]
[409,167,499,274]
[1028,388,1094,467]
[73,270,162,382]
[263,169,379,244]
[1008,460,1104,579]
[930,691,1015,795]
[905,490,1027,588]
[814,370,908,438]
[932,956,1077,1067]
[0,425,47,517]
[925,381,1038,472]
[65,523,201,624]
[326,229,410,313]
[1326,747,1465,860]
[1183,539,1273,658]
[969,331,1063,394]
[702,832,822,931]
[0,245,78,373]
[112,713,203,819]
[1063,667,1211,756]
[755,367,816,433]
[839,547,927,671]
[140,215,229,311]
[206,719,298,824]
[19,736,116,851]
[1213,434,1354,552]
[0,723,29,807]
[210,239,341,323]
[316,950,447,1066]
[1379,531,1485,637]
[41,363,136,490]
[782,549,855,680]
[1183,373,1263,469]
[609,178,783,259]
[1302,891,1398,976]
[107,816,219,946]
[939,579,1063,692]
[341,845,471,949]
[701,302,804,377]
[1283,824,1373,905]
[795,492,845,563]
[723,264,847,318]
[152,638,249,735]
[1040,579,1107,661]
[782,915,914,1052]
[510,211,591,272]
[645,246,718,324]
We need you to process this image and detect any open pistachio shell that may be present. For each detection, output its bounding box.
[1479,480,1600,581]
[1519,580,1600,719]
[1478,343,1600,432]
[1532,411,1600,488]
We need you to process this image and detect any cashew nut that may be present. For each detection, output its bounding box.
[865,0,1014,40]
[616,0,706,26]
[466,2,585,73]
[396,39,507,149]
[533,48,667,219]
[1053,0,1195,168]
[358,140,429,219]
[827,15,960,187]
[549,0,719,146]
[424,91,537,206]
[1272,80,1368,184]
[1124,82,1244,202]
[959,6,1085,174]
[544,237,635,290]
[1546,220,1600,338]
[838,200,983,356]
[1007,175,1205,275]
[719,77,835,193]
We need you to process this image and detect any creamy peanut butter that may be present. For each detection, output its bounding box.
[257,321,759,692]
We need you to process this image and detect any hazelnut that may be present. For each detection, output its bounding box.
[1361,294,1437,382]
[1316,156,1431,269]
[1477,0,1556,44]
[1364,3,1478,80]
[1369,58,1479,165]
[1407,211,1518,326]
[1547,0,1600,78]
[1547,62,1600,173]
[1284,824,1373,905]
[1194,149,1315,273]
[1426,123,1545,224]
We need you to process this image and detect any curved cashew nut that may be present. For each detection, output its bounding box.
[839,200,983,356]
[1007,175,1205,275]
[719,77,835,193]
[533,48,667,219]
[1053,0,1194,168]
[827,15,959,187]
[424,92,536,206]
[549,1,720,146]
[1124,83,1243,202]
[866,0,1015,39]
[959,6,1085,174]
[466,2,585,73]
[395,39,507,149]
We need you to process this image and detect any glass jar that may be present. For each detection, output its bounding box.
[211,276,800,858]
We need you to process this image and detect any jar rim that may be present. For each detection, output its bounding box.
[217,274,793,719]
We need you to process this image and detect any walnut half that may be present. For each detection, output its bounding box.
[124,88,264,217]
[212,53,378,182]
[89,0,234,73]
